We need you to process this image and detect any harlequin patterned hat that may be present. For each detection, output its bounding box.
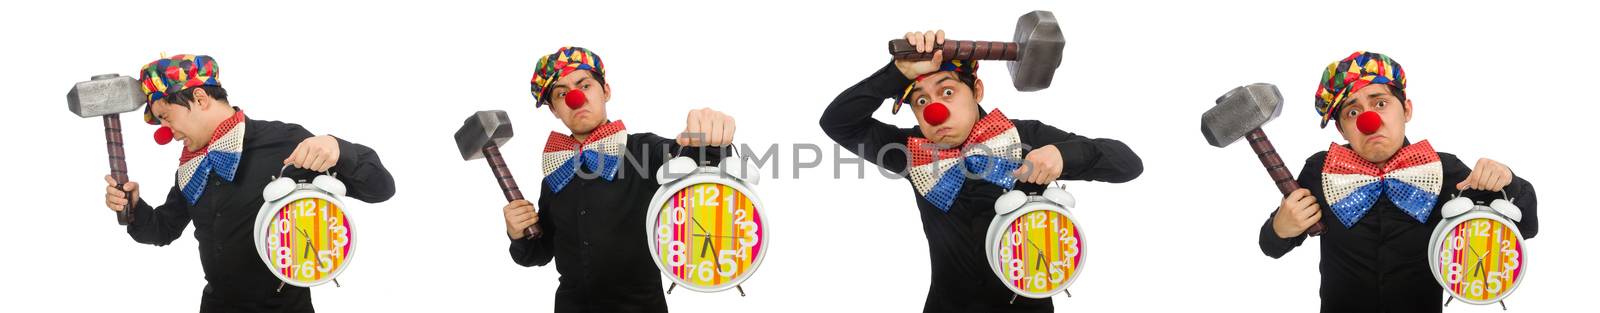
[138,54,221,125]
[530,46,606,107]
[1315,51,1406,128]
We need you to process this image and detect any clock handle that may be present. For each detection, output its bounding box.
[1012,182,1048,195]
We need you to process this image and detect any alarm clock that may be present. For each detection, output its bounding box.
[986,184,1084,299]
[645,155,768,294]
[1428,191,1526,306]
[254,166,355,288]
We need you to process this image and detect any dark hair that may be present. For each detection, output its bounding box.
[954,71,979,93]
[164,85,230,108]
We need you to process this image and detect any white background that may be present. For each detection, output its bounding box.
[2,0,1595,312]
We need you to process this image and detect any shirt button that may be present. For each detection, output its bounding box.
[583,241,591,246]
[579,210,588,216]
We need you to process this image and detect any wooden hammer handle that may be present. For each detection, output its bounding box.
[1246,128,1325,236]
[889,39,1020,61]
[104,115,133,225]
[482,143,542,239]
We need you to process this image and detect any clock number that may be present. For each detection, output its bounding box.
[1049,261,1067,284]
[1009,231,1022,247]
[735,211,760,247]
[696,260,715,281]
[277,218,291,234]
[318,250,336,273]
[670,205,687,225]
[298,200,316,218]
[1063,236,1080,259]
[1473,220,1490,237]
[1446,263,1463,285]
[1031,272,1047,289]
[1451,234,1464,251]
[1487,271,1504,294]
[696,186,721,207]
[657,224,673,244]
[1469,280,1484,297]
[717,250,739,277]
[666,241,687,267]
[300,260,316,278]
[275,246,293,269]
[1030,213,1046,229]
[330,223,349,250]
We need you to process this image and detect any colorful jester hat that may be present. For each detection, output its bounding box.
[907,109,1022,212]
[1314,51,1406,128]
[139,54,221,125]
[530,46,606,107]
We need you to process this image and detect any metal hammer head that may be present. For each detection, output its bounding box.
[454,110,514,160]
[1008,10,1065,92]
[68,74,144,118]
[1201,83,1284,147]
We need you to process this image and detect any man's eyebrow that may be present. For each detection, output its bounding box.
[909,76,958,96]
[553,77,592,90]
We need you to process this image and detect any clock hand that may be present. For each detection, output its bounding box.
[297,227,314,257]
[1466,243,1487,276]
[691,218,719,259]
[1024,237,1047,271]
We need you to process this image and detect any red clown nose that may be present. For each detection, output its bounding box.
[1356,111,1382,135]
[153,126,174,145]
[564,91,587,110]
[922,102,950,126]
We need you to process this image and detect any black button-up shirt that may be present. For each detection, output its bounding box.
[820,63,1145,313]
[509,132,718,313]
[1259,142,1538,313]
[128,117,396,312]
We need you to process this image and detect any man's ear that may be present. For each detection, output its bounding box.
[1403,98,1414,123]
[189,88,213,110]
[601,82,612,102]
[972,78,985,105]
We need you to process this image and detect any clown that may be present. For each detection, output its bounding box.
[1257,51,1539,312]
[500,46,738,312]
[819,30,1144,312]
[100,54,396,312]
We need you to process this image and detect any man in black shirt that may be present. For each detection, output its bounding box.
[101,54,396,312]
[819,31,1143,312]
[501,46,735,313]
[1258,51,1538,312]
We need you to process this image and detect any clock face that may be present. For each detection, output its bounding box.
[993,208,1083,298]
[649,182,766,292]
[263,197,353,286]
[1433,216,1524,304]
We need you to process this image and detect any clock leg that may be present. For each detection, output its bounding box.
[667,282,677,295]
[1445,295,1454,307]
[736,285,746,297]
[1064,288,1072,298]
[1499,300,1507,310]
